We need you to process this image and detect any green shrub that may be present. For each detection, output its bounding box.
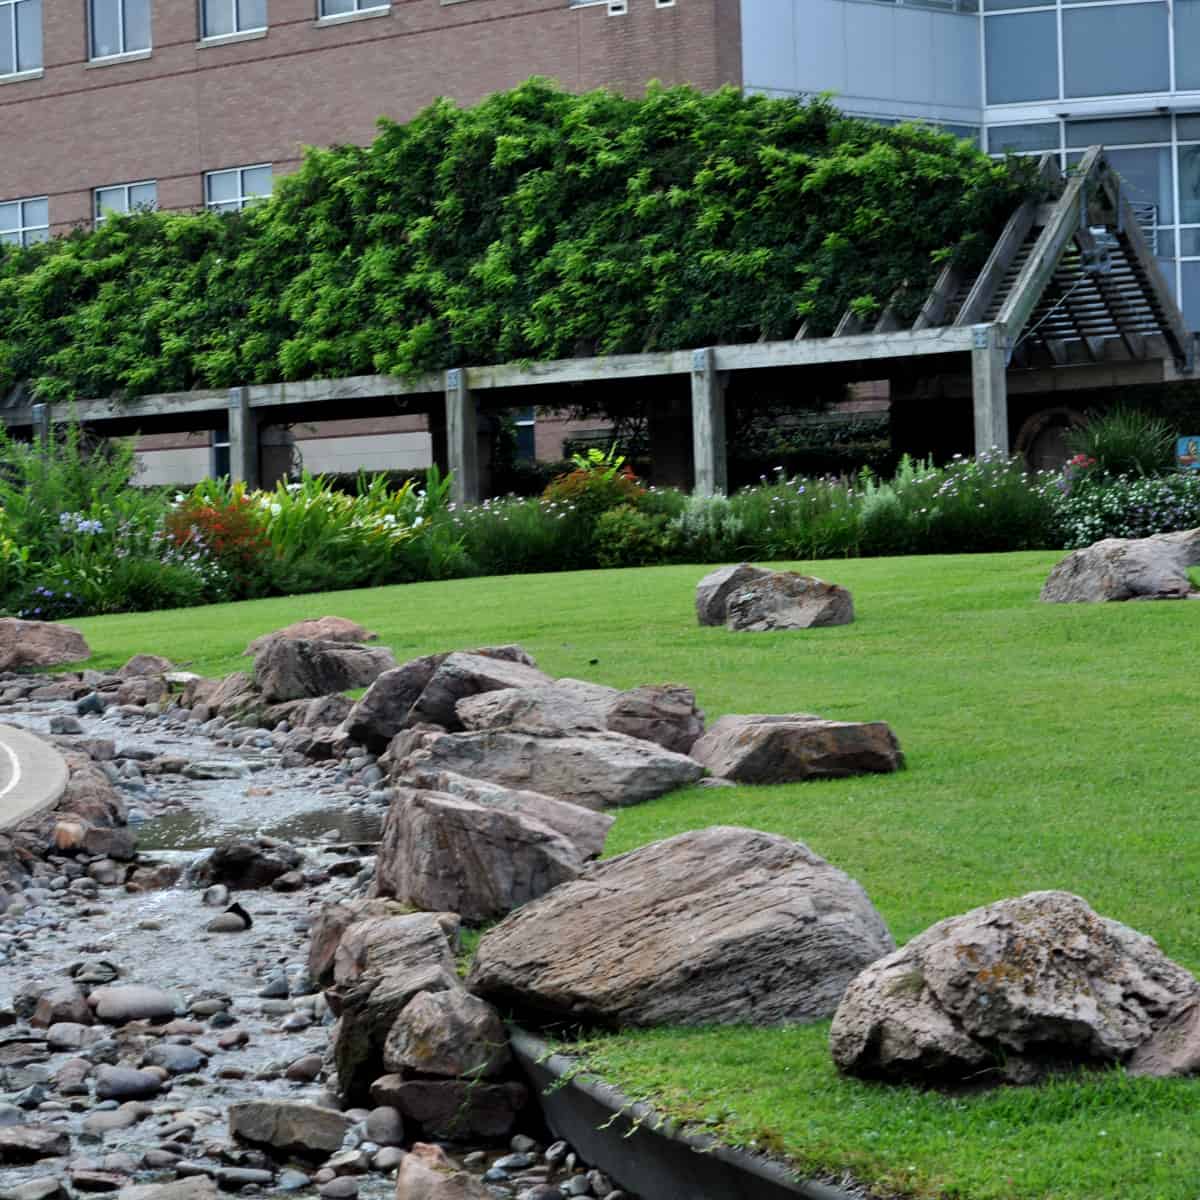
[667,493,745,562]
[1053,473,1200,548]
[729,472,860,560]
[594,505,672,567]
[541,462,644,522]
[1065,406,1177,479]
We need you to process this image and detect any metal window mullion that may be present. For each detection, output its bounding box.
[117,0,126,54]
[4,1,14,74]
[1055,0,1064,104]
[232,0,240,33]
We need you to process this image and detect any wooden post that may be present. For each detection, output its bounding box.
[445,368,479,507]
[971,325,1009,458]
[30,403,50,448]
[690,347,727,496]
[227,386,260,487]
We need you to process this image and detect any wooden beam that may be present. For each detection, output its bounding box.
[245,372,441,409]
[833,310,864,338]
[445,368,479,507]
[690,348,727,497]
[997,146,1104,345]
[955,156,1060,328]
[468,351,693,390]
[227,387,259,487]
[1096,167,1193,370]
[912,262,963,331]
[710,326,976,370]
[971,325,1009,456]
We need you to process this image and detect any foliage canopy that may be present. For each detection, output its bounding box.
[0,81,1035,402]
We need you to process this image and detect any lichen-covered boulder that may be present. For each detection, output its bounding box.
[830,890,1200,1083]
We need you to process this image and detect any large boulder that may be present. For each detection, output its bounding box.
[399,768,612,860]
[383,989,511,1079]
[228,1100,354,1158]
[373,789,583,923]
[119,1179,219,1200]
[329,912,462,1103]
[394,1142,494,1199]
[690,714,903,783]
[696,563,853,630]
[243,617,378,656]
[89,985,179,1025]
[307,897,416,988]
[695,563,764,626]
[372,1080,527,1142]
[1041,529,1200,602]
[408,653,553,730]
[455,679,616,736]
[392,728,703,810]
[0,620,89,672]
[0,1125,70,1163]
[204,672,267,723]
[341,645,538,751]
[606,684,705,754]
[116,653,173,679]
[830,890,1200,1083]
[468,826,893,1027]
[254,638,397,704]
[728,571,854,631]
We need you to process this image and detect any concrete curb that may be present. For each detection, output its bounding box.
[509,1028,860,1200]
[0,722,69,833]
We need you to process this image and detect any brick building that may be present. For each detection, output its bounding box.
[0,0,742,480]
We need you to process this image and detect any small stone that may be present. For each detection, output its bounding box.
[372,1145,405,1172]
[284,1054,323,1082]
[318,1180,358,1199]
[201,885,230,908]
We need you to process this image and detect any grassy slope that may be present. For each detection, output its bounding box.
[67,553,1200,1198]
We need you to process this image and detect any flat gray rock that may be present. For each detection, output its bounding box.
[228,1100,354,1158]
[89,985,179,1025]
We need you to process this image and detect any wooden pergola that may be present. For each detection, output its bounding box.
[3,146,1193,503]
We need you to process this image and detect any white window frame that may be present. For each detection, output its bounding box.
[607,0,627,13]
[0,196,48,247]
[201,0,267,40]
[0,0,40,78]
[89,0,151,61]
[94,180,157,226]
[204,164,273,213]
[317,0,389,17]
[655,0,676,8]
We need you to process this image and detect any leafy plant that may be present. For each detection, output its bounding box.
[1065,406,1177,479]
[594,505,672,568]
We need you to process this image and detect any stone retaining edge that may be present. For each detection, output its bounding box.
[509,1027,860,1200]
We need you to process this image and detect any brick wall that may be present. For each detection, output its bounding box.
[0,0,743,232]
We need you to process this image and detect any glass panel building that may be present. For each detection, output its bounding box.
[740,0,1200,327]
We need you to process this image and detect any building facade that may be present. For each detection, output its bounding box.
[1,0,1197,479]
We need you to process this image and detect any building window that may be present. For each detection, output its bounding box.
[318,0,387,16]
[205,164,273,212]
[984,11,1058,105]
[90,0,151,60]
[202,0,266,38]
[1062,3,1169,100]
[514,407,536,462]
[94,180,157,225]
[0,0,41,76]
[211,425,231,478]
[0,196,48,246]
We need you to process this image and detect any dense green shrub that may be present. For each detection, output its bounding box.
[0,82,1033,402]
[594,505,672,567]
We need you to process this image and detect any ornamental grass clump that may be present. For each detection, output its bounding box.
[729,471,860,560]
[1065,405,1177,480]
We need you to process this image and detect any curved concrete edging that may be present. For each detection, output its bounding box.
[0,722,69,833]
[509,1028,860,1200]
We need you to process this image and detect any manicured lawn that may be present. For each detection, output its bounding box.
[68,552,1200,1198]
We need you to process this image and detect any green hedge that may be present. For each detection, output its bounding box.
[0,81,1035,403]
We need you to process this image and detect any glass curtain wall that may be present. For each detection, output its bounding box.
[983,0,1200,327]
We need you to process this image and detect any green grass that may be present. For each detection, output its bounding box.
[66,553,1200,1198]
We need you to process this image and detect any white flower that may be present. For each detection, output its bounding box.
[269,503,281,516]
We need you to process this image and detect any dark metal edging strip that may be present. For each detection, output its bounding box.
[509,1027,862,1200]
